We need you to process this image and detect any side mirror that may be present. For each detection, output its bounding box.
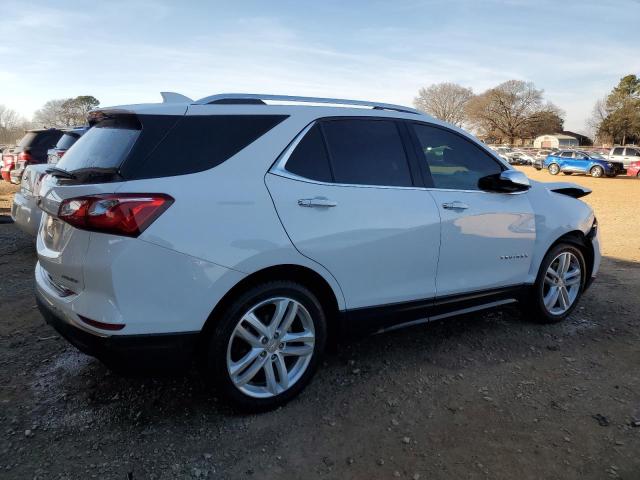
[478,170,530,193]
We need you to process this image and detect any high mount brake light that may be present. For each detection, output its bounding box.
[58,194,174,237]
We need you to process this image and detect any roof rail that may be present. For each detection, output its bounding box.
[194,93,423,115]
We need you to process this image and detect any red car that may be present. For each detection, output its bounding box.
[628,160,640,177]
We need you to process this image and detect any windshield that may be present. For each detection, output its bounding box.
[56,118,140,172]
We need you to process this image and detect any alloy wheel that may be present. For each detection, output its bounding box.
[549,164,560,175]
[542,251,582,315]
[226,297,315,398]
[591,166,603,178]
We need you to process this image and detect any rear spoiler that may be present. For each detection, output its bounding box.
[544,182,591,199]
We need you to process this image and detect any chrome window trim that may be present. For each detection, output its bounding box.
[269,120,528,195]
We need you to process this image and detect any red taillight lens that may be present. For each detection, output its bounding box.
[58,194,174,237]
[3,155,15,168]
[18,152,33,163]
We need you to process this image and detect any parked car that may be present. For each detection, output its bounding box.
[608,146,640,169]
[533,150,554,170]
[627,160,640,177]
[544,150,625,178]
[509,150,535,166]
[11,164,49,236]
[47,127,88,165]
[1,129,63,183]
[35,93,600,411]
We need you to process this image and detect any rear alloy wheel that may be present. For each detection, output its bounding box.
[590,165,604,178]
[523,243,586,323]
[207,281,326,411]
[548,163,560,175]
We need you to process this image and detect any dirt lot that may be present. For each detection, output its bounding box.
[0,169,639,479]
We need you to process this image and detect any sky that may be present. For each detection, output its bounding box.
[1,0,639,132]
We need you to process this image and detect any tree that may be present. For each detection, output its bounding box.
[33,95,99,128]
[594,75,640,145]
[413,82,473,127]
[0,105,30,145]
[466,80,563,144]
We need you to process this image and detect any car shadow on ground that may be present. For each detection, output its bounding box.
[29,254,634,428]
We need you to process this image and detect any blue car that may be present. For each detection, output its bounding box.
[544,150,626,178]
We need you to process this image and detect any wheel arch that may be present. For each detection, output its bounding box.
[198,264,342,355]
[546,230,595,281]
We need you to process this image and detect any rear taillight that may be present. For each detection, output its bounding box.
[58,193,174,237]
[3,155,15,168]
[18,152,33,163]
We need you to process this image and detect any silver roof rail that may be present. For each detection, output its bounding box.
[161,92,194,103]
[194,93,423,115]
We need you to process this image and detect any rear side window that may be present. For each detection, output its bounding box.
[626,148,640,157]
[411,123,503,190]
[285,124,332,182]
[321,119,413,187]
[125,115,287,179]
[57,116,141,172]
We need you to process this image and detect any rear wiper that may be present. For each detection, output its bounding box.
[46,167,77,180]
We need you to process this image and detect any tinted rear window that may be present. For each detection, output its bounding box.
[18,131,62,148]
[56,117,141,172]
[124,115,287,179]
[321,119,413,187]
[285,124,333,182]
[55,132,82,150]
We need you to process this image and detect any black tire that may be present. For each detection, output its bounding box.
[563,172,572,176]
[521,243,586,324]
[590,165,604,178]
[205,281,327,412]
[548,164,560,175]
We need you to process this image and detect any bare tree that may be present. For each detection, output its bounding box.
[466,80,563,144]
[413,82,473,127]
[0,105,30,145]
[33,96,99,128]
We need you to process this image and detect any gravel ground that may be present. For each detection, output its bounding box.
[0,169,639,479]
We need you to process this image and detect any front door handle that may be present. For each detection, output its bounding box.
[298,198,337,208]
[442,201,469,210]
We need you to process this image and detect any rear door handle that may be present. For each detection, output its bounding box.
[298,198,337,208]
[442,201,469,210]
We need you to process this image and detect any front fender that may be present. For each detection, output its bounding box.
[526,180,596,282]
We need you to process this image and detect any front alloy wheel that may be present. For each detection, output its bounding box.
[542,251,582,315]
[590,165,604,178]
[524,243,586,323]
[207,281,326,411]
[548,163,560,175]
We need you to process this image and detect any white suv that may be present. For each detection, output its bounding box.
[35,93,601,411]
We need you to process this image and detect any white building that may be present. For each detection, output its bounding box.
[533,134,579,149]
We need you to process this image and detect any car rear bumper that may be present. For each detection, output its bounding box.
[36,289,198,371]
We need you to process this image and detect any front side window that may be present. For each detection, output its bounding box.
[612,147,624,155]
[321,119,413,187]
[411,123,503,190]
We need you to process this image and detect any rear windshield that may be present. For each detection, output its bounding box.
[56,113,287,181]
[55,132,83,150]
[18,131,62,148]
[56,117,140,172]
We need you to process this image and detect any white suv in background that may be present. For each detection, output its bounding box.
[35,93,601,411]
